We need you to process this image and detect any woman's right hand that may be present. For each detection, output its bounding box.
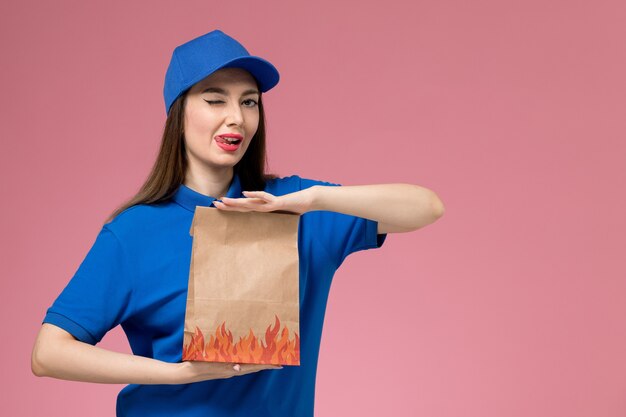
[176,361,283,384]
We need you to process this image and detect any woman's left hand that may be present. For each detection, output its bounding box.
[212,188,314,215]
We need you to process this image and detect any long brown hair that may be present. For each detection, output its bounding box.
[103,87,279,225]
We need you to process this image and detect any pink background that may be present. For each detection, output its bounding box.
[3,0,626,416]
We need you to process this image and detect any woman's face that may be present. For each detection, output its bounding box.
[183,67,260,171]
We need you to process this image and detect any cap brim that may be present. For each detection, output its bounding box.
[182,56,279,95]
[217,56,280,93]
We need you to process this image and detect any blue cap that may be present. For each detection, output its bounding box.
[163,29,280,115]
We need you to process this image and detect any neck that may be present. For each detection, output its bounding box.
[184,165,234,198]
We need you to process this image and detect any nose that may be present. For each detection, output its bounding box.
[225,100,244,127]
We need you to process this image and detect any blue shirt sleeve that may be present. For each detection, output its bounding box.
[42,225,135,345]
[299,176,387,268]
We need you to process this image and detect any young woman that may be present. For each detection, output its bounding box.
[31,29,445,416]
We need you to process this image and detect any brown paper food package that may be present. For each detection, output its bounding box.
[182,207,301,366]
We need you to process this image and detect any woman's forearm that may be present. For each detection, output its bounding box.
[308,183,444,230]
[32,334,181,385]
[32,324,280,385]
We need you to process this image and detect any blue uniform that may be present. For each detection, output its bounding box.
[42,173,387,416]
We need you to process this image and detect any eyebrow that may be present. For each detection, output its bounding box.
[201,87,260,96]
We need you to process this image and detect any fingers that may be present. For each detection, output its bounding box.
[233,363,283,373]
[211,191,281,213]
[213,198,276,212]
[240,363,283,370]
[242,191,272,199]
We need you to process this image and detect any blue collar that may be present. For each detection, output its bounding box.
[171,172,243,212]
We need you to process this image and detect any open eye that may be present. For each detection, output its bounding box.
[243,99,258,107]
